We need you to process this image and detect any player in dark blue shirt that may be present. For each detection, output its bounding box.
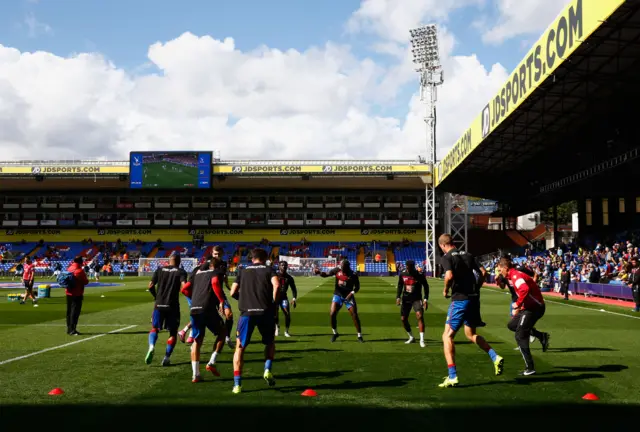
[438,234,503,388]
[275,261,298,337]
[316,259,363,343]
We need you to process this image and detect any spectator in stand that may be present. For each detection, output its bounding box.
[66,256,89,336]
[628,256,640,313]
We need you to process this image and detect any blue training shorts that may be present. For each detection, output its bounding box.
[152,308,180,332]
[332,294,355,310]
[280,298,289,309]
[190,312,223,341]
[236,313,275,348]
[446,299,482,332]
[186,297,192,308]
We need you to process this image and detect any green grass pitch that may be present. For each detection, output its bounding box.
[142,162,198,188]
[1,276,639,430]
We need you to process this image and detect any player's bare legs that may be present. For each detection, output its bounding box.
[233,339,245,391]
[330,301,340,342]
[191,336,205,382]
[224,310,234,348]
[347,305,363,342]
[205,329,225,377]
[281,304,291,336]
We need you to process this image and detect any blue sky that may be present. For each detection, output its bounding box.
[0,0,570,161]
[1,0,529,75]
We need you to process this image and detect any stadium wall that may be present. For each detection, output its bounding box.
[0,228,427,243]
[577,196,640,245]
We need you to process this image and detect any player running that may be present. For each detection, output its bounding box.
[438,234,503,388]
[316,259,364,343]
[396,260,429,347]
[229,248,279,394]
[178,254,212,345]
[20,258,38,307]
[275,261,298,337]
[210,246,235,349]
[145,253,187,366]
[497,257,550,375]
[185,257,230,383]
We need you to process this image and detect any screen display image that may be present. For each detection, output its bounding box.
[129,152,211,189]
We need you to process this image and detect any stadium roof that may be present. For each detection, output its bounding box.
[0,159,430,191]
[434,0,640,215]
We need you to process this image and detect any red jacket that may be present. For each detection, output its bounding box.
[508,268,545,311]
[66,263,89,297]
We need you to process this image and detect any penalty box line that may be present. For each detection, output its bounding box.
[0,325,137,366]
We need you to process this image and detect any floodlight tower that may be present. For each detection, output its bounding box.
[410,24,443,276]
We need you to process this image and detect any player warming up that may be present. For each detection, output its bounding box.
[185,257,231,383]
[210,246,235,349]
[275,261,297,337]
[438,234,503,388]
[396,260,429,347]
[146,253,187,366]
[316,259,363,343]
[229,248,279,394]
[497,257,550,375]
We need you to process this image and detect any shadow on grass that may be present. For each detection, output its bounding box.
[547,347,618,353]
[276,348,342,354]
[3,403,637,430]
[277,377,415,393]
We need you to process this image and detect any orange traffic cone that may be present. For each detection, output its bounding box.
[48,388,64,396]
[301,389,318,397]
[582,393,599,401]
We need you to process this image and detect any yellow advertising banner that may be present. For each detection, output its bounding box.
[436,0,625,187]
[0,228,427,242]
[214,164,430,175]
[0,165,128,175]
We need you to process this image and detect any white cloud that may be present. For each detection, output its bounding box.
[483,0,572,44]
[24,13,53,38]
[0,1,511,163]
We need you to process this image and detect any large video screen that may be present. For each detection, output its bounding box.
[129,152,211,189]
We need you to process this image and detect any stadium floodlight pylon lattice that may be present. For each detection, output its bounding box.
[279,256,337,276]
[410,23,443,275]
[137,257,199,277]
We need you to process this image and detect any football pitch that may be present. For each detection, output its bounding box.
[1,276,639,430]
[142,162,198,188]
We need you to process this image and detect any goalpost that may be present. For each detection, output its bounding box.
[279,256,337,276]
[137,257,199,277]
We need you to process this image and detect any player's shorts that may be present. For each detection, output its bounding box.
[446,299,482,332]
[190,312,224,341]
[280,297,290,309]
[236,313,275,348]
[401,299,423,316]
[23,280,34,291]
[332,294,355,310]
[186,296,192,308]
[223,300,231,310]
[152,308,180,333]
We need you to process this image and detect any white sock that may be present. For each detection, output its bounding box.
[188,330,193,338]
[332,328,337,335]
[420,332,425,341]
[182,326,189,333]
[407,332,414,339]
[148,344,154,351]
[225,336,230,342]
[357,332,362,338]
[209,351,218,365]
[191,360,199,377]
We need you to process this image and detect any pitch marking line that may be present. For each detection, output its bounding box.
[0,325,137,366]
[0,324,137,327]
[482,287,640,320]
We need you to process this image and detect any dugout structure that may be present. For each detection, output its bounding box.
[434,0,640,245]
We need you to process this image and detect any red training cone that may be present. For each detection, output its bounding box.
[48,388,64,396]
[301,389,318,397]
[582,393,599,401]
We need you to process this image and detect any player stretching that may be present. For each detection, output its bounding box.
[210,246,235,349]
[275,261,298,337]
[316,259,363,343]
[229,248,279,394]
[438,234,503,388]
[20,258,38,306]
[146,253,187,366]
[497,258,549,375]
[186,257,230,382]
[178,253,212,345]
[396,260,429,347]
